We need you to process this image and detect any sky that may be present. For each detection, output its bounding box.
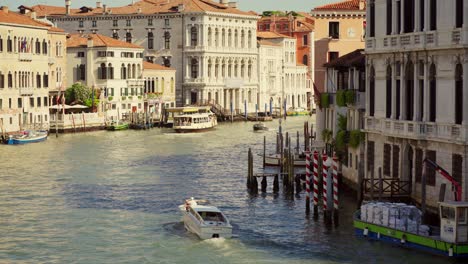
[2,0,335,13]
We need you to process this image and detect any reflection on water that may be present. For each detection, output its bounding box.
[0,117,455,263]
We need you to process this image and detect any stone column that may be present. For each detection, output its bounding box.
[464,0,468,42]
[392,0,397,34]
[423,60,430,122]
[400,0,405,34]
[391,61,397,119]
[400,58,406,120]
[414,61,421,121]
[415,0,421,32]
[424,0,430,31]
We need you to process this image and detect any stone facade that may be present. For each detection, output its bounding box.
[365,0,468,207]
[0,7,67,134]
[142,61,176,117]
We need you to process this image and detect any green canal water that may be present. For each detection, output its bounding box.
[0,117,458,263]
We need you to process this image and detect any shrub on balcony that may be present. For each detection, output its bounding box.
[321,129,333,143]
[122,96,127,101]
[108,96,113,101]
[345,90,356,106]
[321,93,330,108]
[138,96,142,100]
[336,90,346,107]
[335,130,348,152]
[337,114,347,131]
[349,130,365,149]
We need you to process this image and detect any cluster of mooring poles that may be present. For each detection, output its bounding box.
[247,120,341,226]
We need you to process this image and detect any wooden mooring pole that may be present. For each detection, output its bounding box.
[263,136,266,169]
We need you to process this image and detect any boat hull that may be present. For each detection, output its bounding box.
[106,124,129,131]
[174,127,215,133]
[354,217,468,258]
[179,207,232,239]
[7,134,48,145]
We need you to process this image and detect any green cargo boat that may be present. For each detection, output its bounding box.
[354,202,468,258]
[106,121,129,131]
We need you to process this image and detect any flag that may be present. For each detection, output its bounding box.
[313,81,322,110]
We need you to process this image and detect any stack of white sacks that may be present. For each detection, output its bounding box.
[360,202,430,236]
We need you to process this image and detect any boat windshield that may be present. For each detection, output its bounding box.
[198,211,226,222]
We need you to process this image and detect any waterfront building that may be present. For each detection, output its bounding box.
[365,0,468,207]
[320,49,366,187]
[142,61,176,118]
[66,33,145,121]
[0,6,67,134]
[257,11,315,110]
[257,32,308,114]
[25,0,259,112]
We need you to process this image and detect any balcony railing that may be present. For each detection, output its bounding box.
[126,79,144,87]
[365,117,467,142]
[19,53,33,61]
[19,87,34,96]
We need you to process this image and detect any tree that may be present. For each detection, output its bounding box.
[65,83,91,104]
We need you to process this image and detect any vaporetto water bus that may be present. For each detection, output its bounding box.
[354,201,468,258]
[172,106,217,133]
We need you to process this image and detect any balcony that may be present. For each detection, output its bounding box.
[48,57,56,65]
[19,53,33,61]
[126,79,144,88]
[365,117,468,143]
[19,87,34,96]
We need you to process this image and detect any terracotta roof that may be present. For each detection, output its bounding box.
[257,31,292,39]
[314,0,366,11]
[143,61,175,71]
[30,0,255,17]
[67,33,143,49]
[0,6,60,31]
[323,49,365,68]
[258,39,281,47]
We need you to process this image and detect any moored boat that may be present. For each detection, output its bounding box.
[253,123,268,131]
[106,121,129,131]
[6,130,48,145]
[286,107,310,116]
[354,201,468,258]
[179,198,233,239]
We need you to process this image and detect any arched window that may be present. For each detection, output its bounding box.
[208,59,212,78]
[429,63,436,122]
[214,28,219,47]
[386,65,392,118]
[132,64,136,79]
[36,73,41,88]
[228,60,232,77]
[164,31,171,49]
[7,72,12,88]
[248,30,252,48]
[405,61,414,120]
[222,29,226,47]
[99,63,107,79]
[248,61,252,78]
[43,73,48,88]
[208,27,212,46]
[0,35,3,53]
[234,29,238,48]
[369,66,375,117]
[455,64,463,124]
[191,26,198,46]
[161,77,165,93]
[241,60,245,77]
[121,64,127,79]
[7,36,12,52]
[112,31,119,40]
[42,40,47,54]
[241,30,245,48]
[215,59,219,78]
[126,32,132,43]
[35,39,40,54]
[148,32,154,49]
[228,29,232,47]
[108,63,114,80]
[171,78,174,93]
[302,55,308,66]
[234,62,238,77]
[191,59,198,78]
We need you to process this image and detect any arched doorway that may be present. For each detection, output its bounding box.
[402,143,414,194]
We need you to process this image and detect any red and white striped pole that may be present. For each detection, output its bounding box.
[313,151,319,217]
[332,154,339,226]
[322,153,328,212]
[305,150,311,214]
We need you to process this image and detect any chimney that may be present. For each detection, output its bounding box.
[2,6,9,14]
[178,4,185,12]
[31,11,37,19]
[96,1,102,8]
[359,0,365,10]
[103,4,107,13]
[65,0,71,15]
[87,36,94,48]
[228,2,237,9]
[137,7,142,14]
[219,0,228,7]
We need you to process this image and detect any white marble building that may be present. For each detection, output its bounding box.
[26,0,260,112]
[365,0,468,207]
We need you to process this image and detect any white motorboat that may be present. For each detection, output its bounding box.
[179,198,232,239]
[173,107,217,133]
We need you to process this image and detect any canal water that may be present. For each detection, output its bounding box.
[0,117,458,263]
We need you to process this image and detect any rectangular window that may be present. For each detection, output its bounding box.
[113,20,118,27]
[37,97,41,107]
[430,0,436,30]
[79,21,84,28]
[383,144,391,176]
[0,99,2,109]
[126,20,131,27]
[303,35,308,46]
[367,141,375,171]
[165,19,170,27]
[0,73,4,88]
[392,145,400,178]
[415,148,423,183]
[77,52,85,57]
[92,20,97,27]
[397,0,402,33]
[370,0,375,37]
[452,154,463,185]
[387,0,392,35]
[29,97,34,108]
[44,96,48,107]
[456,0,463,28]
[328,52,339,63]
[8,98,11,109]
[404,0,415,33]
[329,22,339,39]
[148,19,153,26]
[426,150,436,186]
[17,98,22,108]
[419,0,425,31]
[97,51,107,57]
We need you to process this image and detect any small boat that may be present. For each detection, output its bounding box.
[179,198,233,239]
[286,107,310,116]
[106,121,129,131]
[173,107,217,133]
[354,201,468,258]
[253,123,268,131]
[6,130,48,145]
